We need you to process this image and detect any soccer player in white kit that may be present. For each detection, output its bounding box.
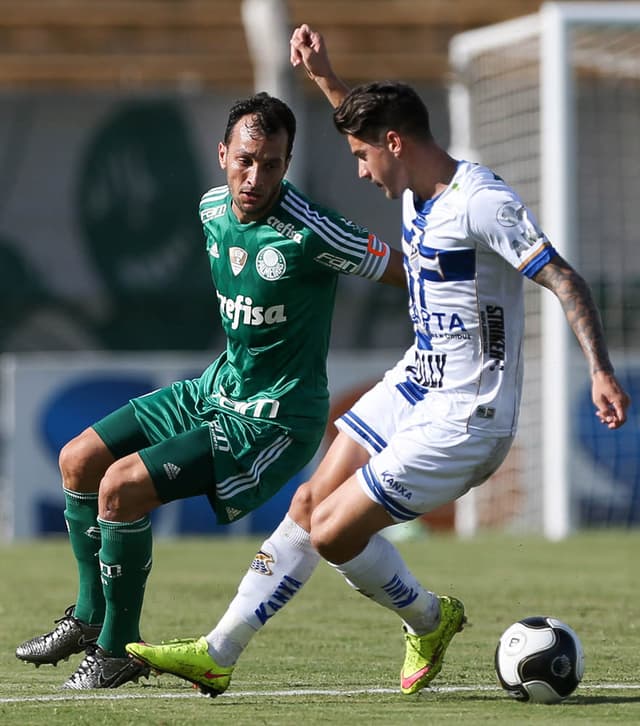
[127,24,630,696]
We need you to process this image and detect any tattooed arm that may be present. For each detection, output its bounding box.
[533,255,630,429]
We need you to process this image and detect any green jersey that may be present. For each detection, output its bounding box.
[197,179,390,436]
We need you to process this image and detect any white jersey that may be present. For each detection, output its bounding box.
[396,160,557,436]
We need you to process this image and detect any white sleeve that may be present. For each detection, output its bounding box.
[466,186,555,276]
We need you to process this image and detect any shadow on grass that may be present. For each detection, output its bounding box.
[424,690,640,706]
[572,694,640,705]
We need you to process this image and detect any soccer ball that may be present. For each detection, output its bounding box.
[495,616,585,703]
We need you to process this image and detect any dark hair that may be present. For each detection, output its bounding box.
[224,92,296,158]
[333,81,433,145]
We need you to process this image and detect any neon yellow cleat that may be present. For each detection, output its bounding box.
[126,636,233,697]
[400,595,466,694]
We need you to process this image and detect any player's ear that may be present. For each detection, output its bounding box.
[386,130,402,157]
[218,141,227,170]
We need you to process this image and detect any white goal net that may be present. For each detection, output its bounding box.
[449,2,640,538]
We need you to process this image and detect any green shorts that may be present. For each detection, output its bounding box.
[93,379,323,525]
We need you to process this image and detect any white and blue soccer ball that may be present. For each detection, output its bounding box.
[495,616,585,703]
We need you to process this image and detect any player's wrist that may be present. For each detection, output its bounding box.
[590,365,615,377]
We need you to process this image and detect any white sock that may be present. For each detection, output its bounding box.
[206,515,320,666]
[330,533,440,635]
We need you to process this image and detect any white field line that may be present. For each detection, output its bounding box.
[1,682,639,704]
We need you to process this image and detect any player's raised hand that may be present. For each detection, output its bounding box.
[289,24,350,108]
[592,370,631,429]
[290,24,334,80]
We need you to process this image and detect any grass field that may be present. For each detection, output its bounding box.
[1,531,638,725]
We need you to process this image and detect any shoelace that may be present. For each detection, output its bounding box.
[40,618,74,649]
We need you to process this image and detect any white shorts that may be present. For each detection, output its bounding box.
[335,375,513,523]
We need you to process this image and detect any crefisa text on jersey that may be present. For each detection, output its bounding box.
[216,291,287,330]
[266,215,303,243]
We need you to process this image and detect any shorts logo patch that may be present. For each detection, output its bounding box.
[210,419,231,451]
[256,247,286,281]
[251,550,275,576]
[382,470,412,500]
[225,506,243,521]
[163,462,181,480]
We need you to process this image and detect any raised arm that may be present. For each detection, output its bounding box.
[533,254,630,429]
[290,24,350,108]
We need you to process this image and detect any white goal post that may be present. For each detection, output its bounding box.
[449,2,640,539]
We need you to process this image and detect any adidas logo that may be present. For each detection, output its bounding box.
[225,506,243,521]
[163,462,181,480]
[209,242,220,258]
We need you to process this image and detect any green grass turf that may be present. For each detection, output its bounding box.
[1,531,638,724]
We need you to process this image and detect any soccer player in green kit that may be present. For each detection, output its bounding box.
[15,92,405,689]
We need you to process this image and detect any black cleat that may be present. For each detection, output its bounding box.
[62,645,151,689]
[16,605,102,667]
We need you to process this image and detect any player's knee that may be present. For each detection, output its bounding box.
[309,503,339,561]
[98,459,153,521]
[288,481,315,528]
[59,430,104,492]
[98,465,127,519]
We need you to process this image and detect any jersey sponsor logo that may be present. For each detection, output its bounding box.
[216,291,287,331]
[410,304,471,345]
[229,246,248,275]
[209,241,220,258]
[407,350,447,388]
[266,215,303,243]
[256,246,287,281]
[481,305,506,371]
[254,575,304,624]
[314,251,359,273]
[201,204,227,221]
[250,550,275,576]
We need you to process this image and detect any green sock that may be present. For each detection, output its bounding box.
[63,488,104,625]
[97,516,153,657]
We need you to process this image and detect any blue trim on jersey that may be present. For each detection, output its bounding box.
[395,380,427,405]
[413,161,463,217]
[361,464,420,522]
[418,247,476,282]
[522,245,558,279]
[339,411,386,453]
[414,192,443,217]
